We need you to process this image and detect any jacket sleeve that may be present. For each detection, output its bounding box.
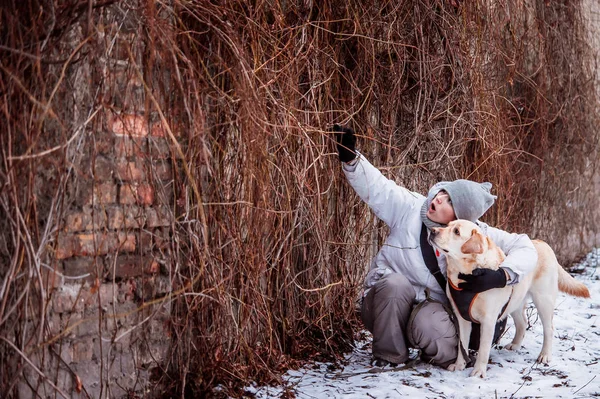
[479,222,538,284]
[342,153,422,229]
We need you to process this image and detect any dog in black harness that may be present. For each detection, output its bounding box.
[431,220,590,378]
[448,279,508,350]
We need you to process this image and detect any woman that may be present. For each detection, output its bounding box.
[333,125,538,367]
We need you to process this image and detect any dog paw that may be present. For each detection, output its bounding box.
[470,367,487,378]
[505,343,521,351]
[537,352,552,364]
[447,361,466,372]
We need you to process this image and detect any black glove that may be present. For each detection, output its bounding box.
[458,268,508,293]
[332,124,357,163]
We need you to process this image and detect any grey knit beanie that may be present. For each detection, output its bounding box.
[443,179,497,222]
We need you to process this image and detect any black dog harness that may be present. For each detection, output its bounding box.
[448,279,510,323]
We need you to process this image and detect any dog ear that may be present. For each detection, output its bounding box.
[461,229,484,254]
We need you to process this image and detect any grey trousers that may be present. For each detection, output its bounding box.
[361,273,458,366]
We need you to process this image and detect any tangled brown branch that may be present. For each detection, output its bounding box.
[0,0,598,398]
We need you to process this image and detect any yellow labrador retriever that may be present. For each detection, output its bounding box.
[430,220,590,378]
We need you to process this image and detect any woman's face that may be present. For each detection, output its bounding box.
[427,191,456,224]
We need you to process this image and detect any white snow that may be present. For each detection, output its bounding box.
[249,250,600,398]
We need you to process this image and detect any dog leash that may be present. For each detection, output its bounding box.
[420,223,447,290]
[417,289,474,367]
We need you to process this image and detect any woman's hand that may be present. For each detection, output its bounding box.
[457,268,508,292]
[332,124,357,163]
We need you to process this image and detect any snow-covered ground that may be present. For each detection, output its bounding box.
[248,249,600,398]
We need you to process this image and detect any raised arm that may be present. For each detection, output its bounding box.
[333,125,422,228]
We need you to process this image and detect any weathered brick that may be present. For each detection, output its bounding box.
[65,346,102,393]
[74,232,136,257]
[110,114,148,137]
[47,312,63,337]
[137,275,171,301]
[54,342,74,364]
[64,208,107,232]
[72,339,94,363]
[96,182,118,204]
[64,212,91,233]
[43,267,64,291]
[76,233,111,257]
[62,257,98,282]
[119,184,137,205]
[107,207,124,229]
[97,283,120,307]
[118,232,137,253]
[93,156,114,181]
[136,184,155,205]
[122,279,137,302]
[147,137,172,159]
[153,161,173,181]
[146,206,172,228]
[72,311,100,337]
[154,183,175,207]
[56,234,78,259]
[151,117,183,137]
[100,320,132,345]
[52,285,86,313]
[116,160,145,181]
[94,129,116,156]
[107,205,144,230]
[119,184,154,206]
[154,227,170,250]
[80,182,117,206]
[107,255,156,280]
[150,119,182,139]
[114,136,146,158]
[150,122,166,137]
[88,208,108,230]
[125,205,145,228]
[103,301,137,329]
[138,229,153,251]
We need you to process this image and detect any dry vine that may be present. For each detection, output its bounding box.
[0,0,598,398]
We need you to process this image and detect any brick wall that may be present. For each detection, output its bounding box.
[18,10,179,398]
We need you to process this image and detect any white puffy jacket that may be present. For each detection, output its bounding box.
[343,154,538,303]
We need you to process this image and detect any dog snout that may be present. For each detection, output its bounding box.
[430,227,439,236]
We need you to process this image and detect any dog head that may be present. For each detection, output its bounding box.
[430,220,488,259]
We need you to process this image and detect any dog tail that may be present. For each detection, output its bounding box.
[558,266,590,298]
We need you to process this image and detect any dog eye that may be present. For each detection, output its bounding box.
[454,228,460,235]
